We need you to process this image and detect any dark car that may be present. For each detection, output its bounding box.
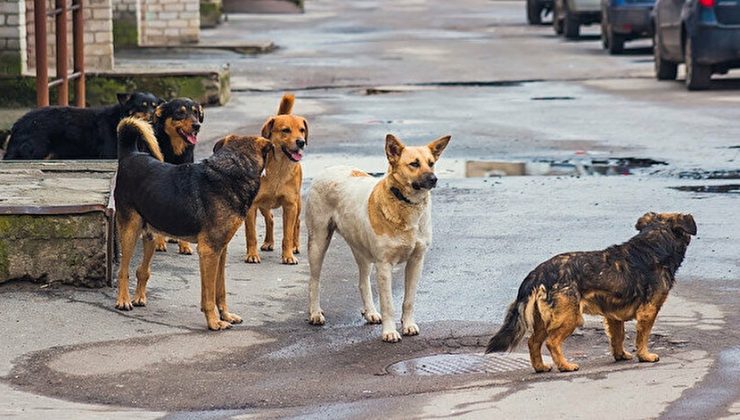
[527,0,554,24]
[601,0,656,54]
[653,0,740,90]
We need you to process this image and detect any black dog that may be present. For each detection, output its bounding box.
[486,212,696,373]
[3,92,162,160]
[148,97,204,254]
[114,117,272,330]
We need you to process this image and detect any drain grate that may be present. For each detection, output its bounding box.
[387,353,538,376]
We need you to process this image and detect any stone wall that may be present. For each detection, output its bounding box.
[138,0,199,46]
[24,0,114,74]
[0,0,27,75]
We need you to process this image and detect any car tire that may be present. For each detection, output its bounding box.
[653,30,677,80]
[553,0,564,34]
[607,29,625,54]
[685,37,711,91]
[563,2,580,40]
[527,0,543,25]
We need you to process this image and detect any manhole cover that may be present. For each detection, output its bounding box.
[387,353,539,376]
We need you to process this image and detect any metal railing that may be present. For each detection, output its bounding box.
[34,0,85,107]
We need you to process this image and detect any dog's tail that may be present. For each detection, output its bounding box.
[277,93,295,115]
[117,117,163,162]
[485,275,542,353]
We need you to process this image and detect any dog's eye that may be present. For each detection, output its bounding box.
[281,128,291,134]
[142,102,148,106]
[409,161,420,168]
[299,127,306,133]
[428,161,434,167]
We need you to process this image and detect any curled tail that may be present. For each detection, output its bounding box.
[485,278,542,353]
[277,93,295,115]
[117,117,163,162]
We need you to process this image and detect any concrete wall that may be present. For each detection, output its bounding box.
[24,0,114,74]
[138,0,199,46]
[0,0,27,75]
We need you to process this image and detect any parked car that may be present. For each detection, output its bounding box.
[600,0,655,54]
[527,0,554,24]
[553,0,602,39]
[653,0,740,90]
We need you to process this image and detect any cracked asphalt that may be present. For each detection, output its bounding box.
[1,0,739,418]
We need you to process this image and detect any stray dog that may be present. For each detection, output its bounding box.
[149,97,204,255]
[486,212,696,372]
[4,92,161,160]
[245,93,307,265]
[306,133,451,342]
[114,118,272,330]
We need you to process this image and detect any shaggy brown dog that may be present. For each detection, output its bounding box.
[114,118,272,330]
[244,93,308,265]
[486,212,696,372]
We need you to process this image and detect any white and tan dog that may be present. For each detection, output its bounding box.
[306,133,451,342]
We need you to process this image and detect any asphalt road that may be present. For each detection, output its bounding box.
[1,0,739,418]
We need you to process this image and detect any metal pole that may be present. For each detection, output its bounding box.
[73,0,85,107]
[34,0,49,107]
[55,0,69,105]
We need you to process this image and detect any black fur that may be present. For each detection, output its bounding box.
[4,92,162,160]
[151,98,203,165]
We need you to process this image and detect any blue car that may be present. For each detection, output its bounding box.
[653,0,740,90]
[601,0,656,54]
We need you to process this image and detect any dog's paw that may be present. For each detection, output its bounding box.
[207,320,233,331]
[557,362,580,372]
[533,364,552,373]
[131,295,146,307]
[362,310,382,324]
[245,254,261,264]
[178,243,193,255]
[260,243,274,251]
[382,330,402,343]
[282,255,299,265]
[115,298,133,311]
[154,239,168,252]
[220,312,243,324]
[614,351,634,361]
[402,323,419,336]
[637,352,660,363]
[308,311,326,325]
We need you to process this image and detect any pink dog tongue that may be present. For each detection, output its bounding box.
[290,150,303,161]
[184,132,197,145]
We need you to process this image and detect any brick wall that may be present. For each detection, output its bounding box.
[24,0,114,73]
[0,0,27,75]
[138,0,199,46]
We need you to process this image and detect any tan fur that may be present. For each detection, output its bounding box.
[117,117,163,162]
[245,93,308,265]
[351,170,370,177]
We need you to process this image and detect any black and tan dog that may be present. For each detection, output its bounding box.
[149,97,204,255]
[486,212,696,372]
[245,93,308,265]
[114,117,272,330]
[4,92,162,160]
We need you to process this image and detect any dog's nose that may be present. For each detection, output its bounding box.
[192,122,201,132]
[296,139,306,149]
[427,173,438,188]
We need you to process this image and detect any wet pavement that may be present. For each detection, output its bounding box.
[1,0,739,418]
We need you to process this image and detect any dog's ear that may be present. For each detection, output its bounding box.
[117,93,132,106]
[156,97,165,106]
[153,103,165,123]
[261,117,275,139]
[213,138,226,153]
[427,135,451,160]
[385,134,405,165]
[635,212,657,231]
[674,214,697,236]
[196,104,204,123]
[302,118,309,144]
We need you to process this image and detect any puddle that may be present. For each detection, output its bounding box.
[387,353,537,376]
[465,157,667,177]
[531,96,576,101]
[670,184,740,194]
[676,170,740,180]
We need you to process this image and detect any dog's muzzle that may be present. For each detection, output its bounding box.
[412,173,438,190]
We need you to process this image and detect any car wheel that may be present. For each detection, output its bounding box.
[653,30,677,80]
[553,0,564,34]
[607,28,625,54]
[527,0,543,25]
[685,37,711,90]
[563,2,580,40]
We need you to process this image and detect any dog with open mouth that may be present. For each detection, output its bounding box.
[306,133,451,342]
[149,97,204,255]
[244,93,308,265]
